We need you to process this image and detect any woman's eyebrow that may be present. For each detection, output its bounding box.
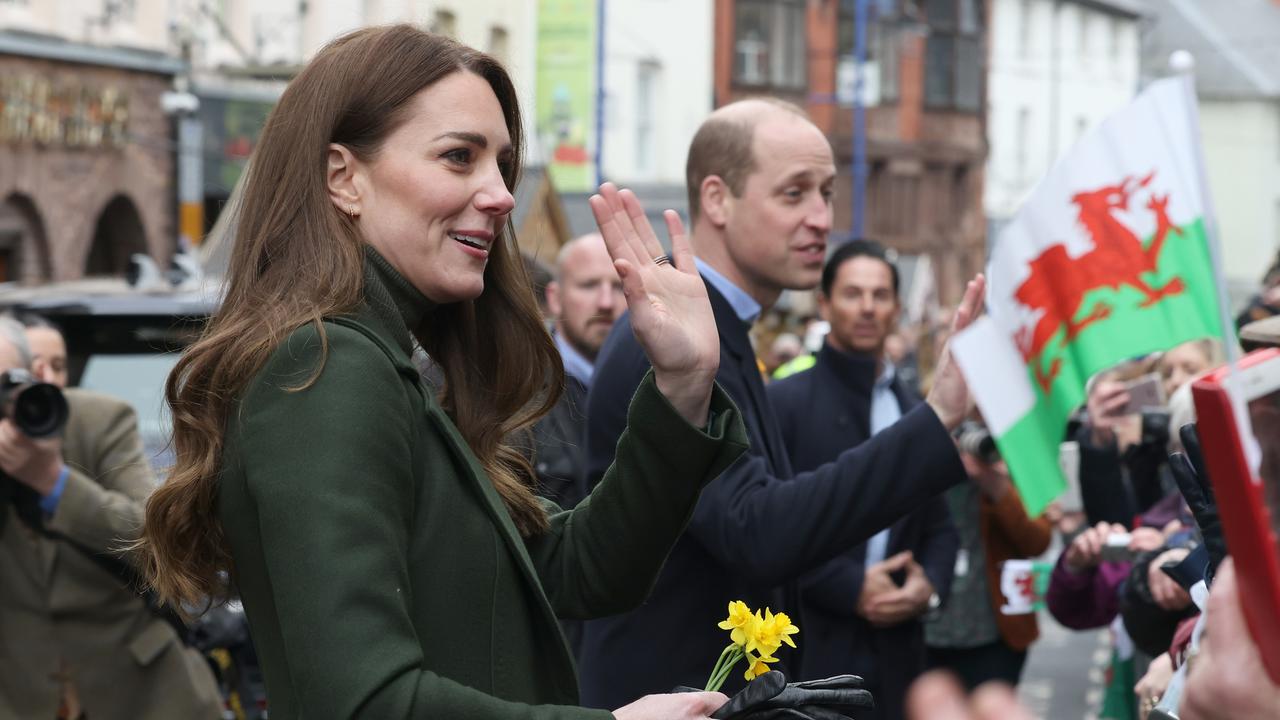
[433,131,488,147]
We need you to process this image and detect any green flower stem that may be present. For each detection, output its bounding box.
[704,645,743,692]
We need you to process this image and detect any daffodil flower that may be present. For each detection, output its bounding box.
[743,651,779,680]
[717,600,756,648]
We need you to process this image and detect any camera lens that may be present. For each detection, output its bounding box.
[12,384,69,438]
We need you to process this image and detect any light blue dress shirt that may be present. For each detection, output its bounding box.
[864,361,902,567]
[555,332,596,389]
[696,258,761,325]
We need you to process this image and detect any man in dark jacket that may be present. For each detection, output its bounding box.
[768,241,958,720]
[532,233,624,509]
[578,98,977,708]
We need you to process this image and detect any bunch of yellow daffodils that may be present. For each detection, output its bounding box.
[704,600,799,692]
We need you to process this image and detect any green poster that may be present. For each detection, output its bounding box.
[536,0,597,192]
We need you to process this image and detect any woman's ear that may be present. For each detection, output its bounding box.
[327,143,362,216]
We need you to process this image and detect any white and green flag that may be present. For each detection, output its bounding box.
[953,77,1225,514]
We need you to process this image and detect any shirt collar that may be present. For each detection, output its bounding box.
[875,358,897,391]
[696,258,761,326]
[554,331,595,387]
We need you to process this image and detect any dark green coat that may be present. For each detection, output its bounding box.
[219,250,748,719]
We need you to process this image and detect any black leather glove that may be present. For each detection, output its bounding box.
[677,671,874,720]
[1169,422,1226,582]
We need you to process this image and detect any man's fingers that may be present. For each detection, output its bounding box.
[665,210,697,276]
[951,274,987,334]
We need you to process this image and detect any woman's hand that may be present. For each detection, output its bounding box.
[1085,378,1131,447]
[1063,521,1128,573]
[590,183,719,426]
[925,275,987,430]
[613,691,728,720]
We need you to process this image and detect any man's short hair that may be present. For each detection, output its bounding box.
[0,314,33,369]
[685,98,808,223]
[821,239,900,297]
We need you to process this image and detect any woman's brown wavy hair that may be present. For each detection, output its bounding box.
[138,24,561,608]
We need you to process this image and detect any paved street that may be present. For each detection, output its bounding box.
[1018,611,1111,720]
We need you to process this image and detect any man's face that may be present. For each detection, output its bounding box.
[26,327,68,388]
[819,256,900,356]
[721,116,836,302]
[547,238,624,361]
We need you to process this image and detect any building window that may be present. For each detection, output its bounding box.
[636,61,659,177]
[431,10,457,38]
[1018,0,1032,58]
[489,26,509,65]
[925,0,984,110]
[733,0,806,90]
[837,0,900,104]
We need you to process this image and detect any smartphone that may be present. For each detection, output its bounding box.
[1120,373,1167,416]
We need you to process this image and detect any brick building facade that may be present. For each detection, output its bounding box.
[0,33,180,282]
[714,0,988,306]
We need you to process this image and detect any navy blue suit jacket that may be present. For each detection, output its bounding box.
[576,280,966,709]
[768,343,960,719]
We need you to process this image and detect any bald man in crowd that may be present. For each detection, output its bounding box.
[580,98,980,706]
[532,233,625,510]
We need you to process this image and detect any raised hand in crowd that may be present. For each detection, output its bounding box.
[589,183,719,426]
[925,275,987,430]
[1062,521,1129,573]
[1134,652,1174,716]
[1147,547,1193,611]
[905,672,1035,720]
[1084,376,1131,447]
[1181,559,1280,719]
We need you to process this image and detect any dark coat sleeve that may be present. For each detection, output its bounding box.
[526,373,749,619]
[586,317,966,588]
[915,496,960,603]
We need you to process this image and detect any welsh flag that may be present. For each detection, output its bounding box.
[953,76,1226,514]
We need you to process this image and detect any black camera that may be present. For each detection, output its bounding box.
[955,421,1000,465]
[0,369,69,438]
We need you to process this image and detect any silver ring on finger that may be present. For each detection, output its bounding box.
[653,253,674,268]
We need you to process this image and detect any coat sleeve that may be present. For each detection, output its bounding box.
[586,325,967,589]
[234,325,610,720]
[46,395,152,556]
[527,372,748,619]
[916,496,960,602]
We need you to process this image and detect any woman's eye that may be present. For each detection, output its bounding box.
[444,148,473,164]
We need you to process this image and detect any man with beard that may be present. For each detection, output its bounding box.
[533,232,625,509]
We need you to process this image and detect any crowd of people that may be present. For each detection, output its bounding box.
[1,22,1278,720]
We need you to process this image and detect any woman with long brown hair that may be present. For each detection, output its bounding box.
[137,25,747,719]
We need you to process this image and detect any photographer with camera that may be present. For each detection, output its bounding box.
[0,316,221,719]
[924,421,1053,691]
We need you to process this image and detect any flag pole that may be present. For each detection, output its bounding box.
[1172,50,1259,468]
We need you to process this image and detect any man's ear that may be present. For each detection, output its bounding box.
[700,176,731,228]
[545,280,563,318]
[327,143,362,215]
[816,292,831,323]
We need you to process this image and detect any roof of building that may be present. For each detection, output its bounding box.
[1070,0,1146,19]
[0,30,184,75]
[1142,0,1280,99]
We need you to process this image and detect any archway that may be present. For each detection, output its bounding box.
[87,195,148,277]
[0,194,52,283]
